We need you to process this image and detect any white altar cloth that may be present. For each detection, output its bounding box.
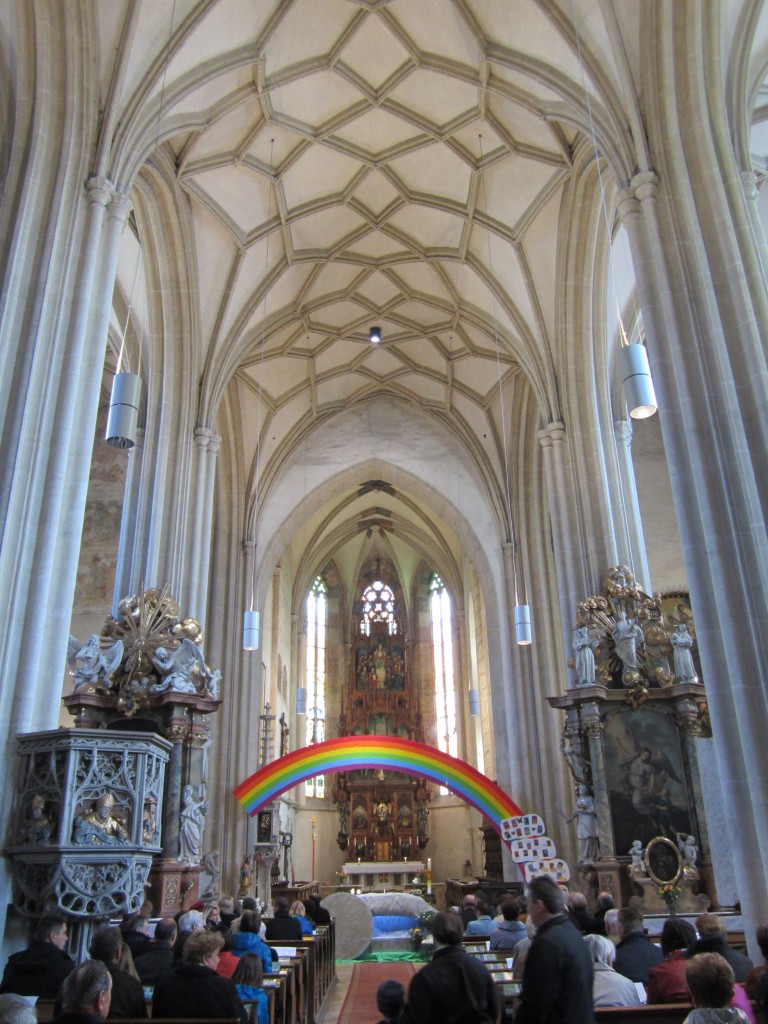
[343,860,425,890]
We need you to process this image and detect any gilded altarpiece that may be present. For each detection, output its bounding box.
[332,569,431,862]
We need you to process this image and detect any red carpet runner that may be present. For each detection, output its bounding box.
[336,962,417,1024]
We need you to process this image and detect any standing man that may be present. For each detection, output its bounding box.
[515,875,595,1024]
[0,915,75,999]
[402,911,498,1024]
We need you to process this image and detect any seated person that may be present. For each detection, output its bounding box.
[231,912,273,975]
[0,994,36,1024]
[120,916,151,962]
[684,953,751,1024]
[584,934,641,1007]
[214,930,240,980]
[152,931,246,1024]
[647,918,698,1003]
[489,900,526,951]
[289,901,314,936]
[134,919,177,986]
[0,915,75,999]
[88,925,147,1018]
[614,907,663,983]
[689,916,753,983]
[376,979,405,1024]
[745,926,768,999]
[51,961,112,1024]
[264,899,303,942]
[464,900,495,937]
[303,898,331,927]
[232,954,268,1024]
[569,892,596,934]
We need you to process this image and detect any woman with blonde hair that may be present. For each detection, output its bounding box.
[289,901,314,936]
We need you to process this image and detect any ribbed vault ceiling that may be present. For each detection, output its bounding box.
[98,0,768,583]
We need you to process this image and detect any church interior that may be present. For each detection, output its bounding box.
[2,0,768,970]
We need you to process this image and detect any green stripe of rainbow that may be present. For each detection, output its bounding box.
[233,736,522,840]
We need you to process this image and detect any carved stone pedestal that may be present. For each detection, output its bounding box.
[629,876,709,916]
[148,859,200,917]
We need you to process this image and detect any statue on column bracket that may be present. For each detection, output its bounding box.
[178,784,208,866]
[562,784,599,864]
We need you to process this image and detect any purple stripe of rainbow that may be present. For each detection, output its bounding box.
[233,736,522,833]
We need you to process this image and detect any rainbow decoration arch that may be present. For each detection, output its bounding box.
[233,735,523,841]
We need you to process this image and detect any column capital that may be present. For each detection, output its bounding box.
[105,191,132,225]
[85,176,114,208]
[243,538,256,553]
[207,433,222,454]
[194,426,213,449]
[629,170,659,203]
[537,420,566,447]
[740,170,759,203]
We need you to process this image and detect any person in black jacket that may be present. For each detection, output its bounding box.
[134,919,177,986]
[89,926,147,1019]
[264,899,303,942]
[0,914,75,999]
[152,930,246,1024]
[613,907,663,984]
[515,875,595,1024]
[688,914,754,983]
[402,911,498,1024]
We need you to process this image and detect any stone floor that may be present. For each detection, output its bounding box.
[317,963,355,1024]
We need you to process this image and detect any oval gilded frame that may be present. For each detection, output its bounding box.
[644,836,683,886]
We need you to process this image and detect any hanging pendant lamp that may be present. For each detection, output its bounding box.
[106,372,142,448]
[296,688,307,715]
[515,604,532,645]
[243,609,260,651]
[468,690,480,716]
[619,343,657,419]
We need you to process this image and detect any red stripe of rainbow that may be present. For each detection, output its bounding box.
[233,736,522,840]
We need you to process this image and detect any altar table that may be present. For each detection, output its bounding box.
[343,860,425,890]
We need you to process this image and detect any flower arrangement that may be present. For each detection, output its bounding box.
[336,869,348,885]
[658,882,682,914]
[409,927,424,947]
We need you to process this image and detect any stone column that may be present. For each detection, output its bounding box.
[113,429,144,613]
[185,427,215,621]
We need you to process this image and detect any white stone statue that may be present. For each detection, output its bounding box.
[179,783,208,866]
[564,784,599,864]
[572,626,597,686]
[67,634,123,690]
[151,638,208,694]
[628,839,646,877]
[671,623,698,682]
[612,611,644,674]
[677,833,699,871]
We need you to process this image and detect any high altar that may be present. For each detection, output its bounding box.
[329,564,432,863]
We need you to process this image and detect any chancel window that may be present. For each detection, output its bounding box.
[430,573,457,779]
[360,580,397,635]
[305,576,326,798]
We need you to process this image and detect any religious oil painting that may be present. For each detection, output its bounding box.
[603,708,693,854]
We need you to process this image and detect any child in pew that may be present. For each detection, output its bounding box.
[376,980,405,1024]
[232,954,269,1024]
[684,953,751,1024]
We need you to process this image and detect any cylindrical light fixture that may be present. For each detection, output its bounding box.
[468,690,480,716]
[619,343,657,419]
[106,372,141,448]
[296,687,307,715]
[369,326,381,344]
[514,604,532,645]
[243,609,260,650]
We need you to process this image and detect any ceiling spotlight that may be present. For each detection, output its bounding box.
[369,326,381,344]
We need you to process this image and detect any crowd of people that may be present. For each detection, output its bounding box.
[0,893,330,1024]
[375,879,768,1024]
[0,882,766,1024]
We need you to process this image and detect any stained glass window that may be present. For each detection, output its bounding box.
[360,579,397,635]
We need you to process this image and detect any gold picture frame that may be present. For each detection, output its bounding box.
[644,835,683,886]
